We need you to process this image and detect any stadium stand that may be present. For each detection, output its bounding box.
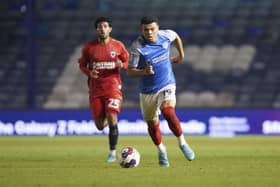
[0,0,280,109]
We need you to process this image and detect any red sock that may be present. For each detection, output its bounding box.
[161,107,182,137]
[147,121,162,145]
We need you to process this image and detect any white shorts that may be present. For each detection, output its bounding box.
[140,84,176,121]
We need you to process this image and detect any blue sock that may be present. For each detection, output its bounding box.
[109,125,118,150]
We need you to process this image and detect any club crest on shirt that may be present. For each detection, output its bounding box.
[162,42,168,49]
[110,51,116,58]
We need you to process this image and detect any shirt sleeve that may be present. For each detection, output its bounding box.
[118,42,129,70]
[79,45,91,76]
[128,41,141,68]
[159,29,177,42]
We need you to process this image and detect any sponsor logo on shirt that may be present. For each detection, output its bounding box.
[92,61,116,69]
[151,53,169,64]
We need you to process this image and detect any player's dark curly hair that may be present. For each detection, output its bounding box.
[140,16,159,25]
[94,17,112,28]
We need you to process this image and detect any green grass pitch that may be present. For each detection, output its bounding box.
[0,136,279,187]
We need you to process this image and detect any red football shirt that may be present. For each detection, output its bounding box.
[79,37,129,97]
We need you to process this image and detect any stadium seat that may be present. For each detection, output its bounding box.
[177,91,198,108]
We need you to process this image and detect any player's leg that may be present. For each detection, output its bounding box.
[105,112,119,162]
[159,85,195,161]
[147,119,169,167]
[89,95,107,130]
[104,96,122,162]
[90,96,117,162]
[140,93,169,167]
[161,103,195,161]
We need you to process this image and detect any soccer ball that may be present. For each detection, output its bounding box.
[119,147,140,168]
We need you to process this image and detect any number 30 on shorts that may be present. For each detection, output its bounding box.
[108,98,120,109]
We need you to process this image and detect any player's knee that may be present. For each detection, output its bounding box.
[106,112,118,125]
[161,106,175,119]
[147,120,159,127]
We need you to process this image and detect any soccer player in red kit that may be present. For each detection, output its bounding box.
[79,17,129,162]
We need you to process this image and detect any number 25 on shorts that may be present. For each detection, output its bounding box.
[108,98,120,109]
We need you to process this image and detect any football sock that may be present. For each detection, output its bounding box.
[109,124,118,150]
[147,121,162,145]
[157,143,167,153]
[109,149,116,156]
[178,134,187,146]
[161,107,182,137]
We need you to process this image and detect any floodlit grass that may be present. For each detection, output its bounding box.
[0,136,279,187]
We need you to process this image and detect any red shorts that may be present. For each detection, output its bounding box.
[89,94,122,120]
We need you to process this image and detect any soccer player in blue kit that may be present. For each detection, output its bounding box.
[127,16,195,167]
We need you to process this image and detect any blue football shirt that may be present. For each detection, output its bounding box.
[129,29,177,93]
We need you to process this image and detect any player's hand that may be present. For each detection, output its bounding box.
[90,69,99,78]
[116,59,123,68]
[171,56,184,64]
[144,65,154,75]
